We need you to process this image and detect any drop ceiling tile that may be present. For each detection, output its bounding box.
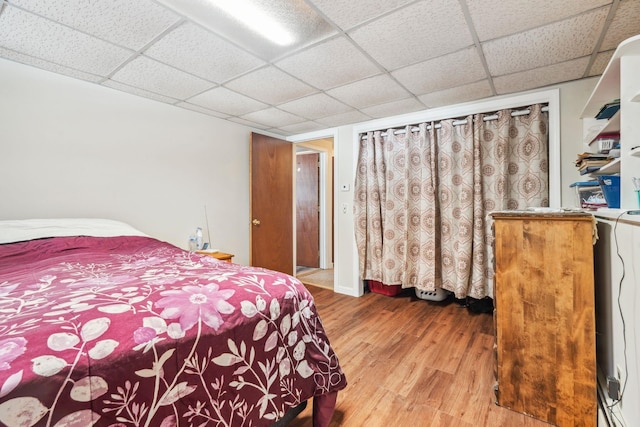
[493,57,590,95]
[111,56,213,99]
[588,50,614,77]
[225,66,317,105]
[189,87,268,116]
[145,23,265,83]
[278,93,353,120]
[315,110,373,127]
[466,0,611,41]
[175,102,230,119]
[0,47,103,82]
[483,8,608,76]
[600,0,640,51]
[360,97,425,119]
[227,117,272,130]
[327,74,410,109]
[0,5,133,76]
[9,0,181,50]
[392,47,486,95]
[102,79,179,104]
[240,108,306,129]
[417,80,493,108]
[310,0,413,30]
[349,0,473,70]
[275,36,380,90]
[279,121,327,135]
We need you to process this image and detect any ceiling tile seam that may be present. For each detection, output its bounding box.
[221,64,323,99]
[303,0,421,34]
[218,70,366,119]
[287,119,327,130]
[219,64,275,87]
[239,105,309,123]
[0,4,206,86]
[150,3,273,64]
[272,104,334,122]
[99,80,181,104]
[206,33,382,93]
[2,2,141,54]
[109,52,222,96]
[326,31,425,104]
[0,45,104,80]
[475,3,616,44]
[278,6,428,110]
[582,0,619,79]
[183,82,282,113]
[277,100,352,122]
[0,1,6,16]
[420,77,490,99]
[98,18,197,83]
[251,4,397,87]
[491,54,596,81]
[267,33,347,67]
[175,106,230,120]
[458,0,496,97]
[177,101,229,115]
[279,89,376,119]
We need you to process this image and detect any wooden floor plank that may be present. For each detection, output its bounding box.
[287,286,553,427]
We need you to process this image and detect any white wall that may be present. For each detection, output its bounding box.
[0,58,252,264]
[0,57,601,288]
[558,76,600,206]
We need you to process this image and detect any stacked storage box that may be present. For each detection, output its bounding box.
[570,181,607,209]
[597,175,621,208]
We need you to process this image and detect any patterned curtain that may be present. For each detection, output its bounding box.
[353,104,548,299]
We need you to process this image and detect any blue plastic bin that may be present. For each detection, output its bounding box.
[597,175,621,208]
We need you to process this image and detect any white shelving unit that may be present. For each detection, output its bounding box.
[583,112,619,147]
[581,34,640,209]
[581,34,640,117]
[591,158,620,175]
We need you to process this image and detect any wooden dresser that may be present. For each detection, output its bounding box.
[491,211,596,427]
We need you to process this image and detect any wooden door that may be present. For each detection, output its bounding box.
[296,152,320,267]
[250,133,293,275]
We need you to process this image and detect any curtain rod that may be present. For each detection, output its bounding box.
[364,106,549,139]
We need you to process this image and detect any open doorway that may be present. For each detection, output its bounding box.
[295,138,334,290]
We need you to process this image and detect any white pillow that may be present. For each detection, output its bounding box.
[0,218,147,244]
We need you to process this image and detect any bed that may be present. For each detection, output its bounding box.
[0,219,346,427]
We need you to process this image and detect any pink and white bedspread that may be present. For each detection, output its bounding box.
[0,234,346,427]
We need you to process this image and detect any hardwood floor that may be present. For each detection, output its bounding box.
[297,268,334,290]
[288,286,553,427]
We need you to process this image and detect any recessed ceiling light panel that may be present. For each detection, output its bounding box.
[155,0,336,60]
[214,0,294,46]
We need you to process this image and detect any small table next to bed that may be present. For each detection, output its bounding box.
[196,250,234,263]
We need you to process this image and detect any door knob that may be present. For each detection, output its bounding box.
[252,219,261,226]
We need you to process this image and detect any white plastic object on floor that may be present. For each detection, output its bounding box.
[415,287,448,302]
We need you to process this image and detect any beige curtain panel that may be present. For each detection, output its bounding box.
[354,104,549,299]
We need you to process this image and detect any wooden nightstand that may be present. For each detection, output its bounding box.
[197,251,234,263]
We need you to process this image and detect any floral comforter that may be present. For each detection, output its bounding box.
[0,236,346,427]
